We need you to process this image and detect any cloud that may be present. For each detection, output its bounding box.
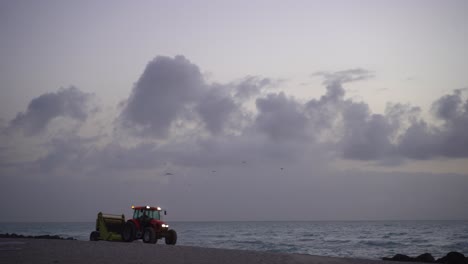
[340,102,394,160]
[255,92,308,141]
[432,89,468,157]
[308,69,468,161]
[195,85,239,135]
[35,135,98,173]
[119,56,277,138]
[432,89,465,121]
[233,76,274,100]
[119,55,205,138]
[335,88,468,161]
[8,87,94,135]
[307,69,402,161]
[2,56,468,221]
[396,89,468,159]
[310,68,374,104]
[396,120,439,160]
[313,68,374,85]
[8,58,467,170]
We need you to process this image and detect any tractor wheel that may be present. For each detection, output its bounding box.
[90,231,100,241]
[122,221,136,242]
[165,229,177,245]
[143,227,157,244]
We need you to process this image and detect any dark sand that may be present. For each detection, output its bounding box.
[0,238,403,264]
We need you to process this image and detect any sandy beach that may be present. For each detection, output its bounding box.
[0,238,403,264]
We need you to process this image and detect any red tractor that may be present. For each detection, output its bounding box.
[121,205,177,245]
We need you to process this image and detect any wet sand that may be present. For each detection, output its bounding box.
[0,238,402,264]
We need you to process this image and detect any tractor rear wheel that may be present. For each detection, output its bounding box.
[122,221,136,242]
[90,231,100,241]
[165,229,177,245]
[143,227,157,244]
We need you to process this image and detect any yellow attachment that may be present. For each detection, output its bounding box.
[95,212,125,241]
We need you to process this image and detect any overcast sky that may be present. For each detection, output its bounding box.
[1,0,468,222]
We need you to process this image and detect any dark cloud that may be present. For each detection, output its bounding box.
[304,69,378,148]
[341,102,394,160]
[233,76,274,100]
[311,68,374,104]
[36,135,98,173]
[396,89,468,159]
[255,92,308,141]
[195,86,238,135]
[301,69,374,142]
[432,89,468,158]
[308,69,399,160]
[307,70,468,161]
[313,68,374,85]
[432,89,464,121]
[119,56,270,138]
[119,56,285,139]
[396,120,439,160]
[119,55,205,138]
[338,88,468,160]
[8,87,93,135]
[384,103,421,131]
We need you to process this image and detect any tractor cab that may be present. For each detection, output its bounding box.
[131,205,166,221]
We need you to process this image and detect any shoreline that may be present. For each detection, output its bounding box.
[0,238,397,264]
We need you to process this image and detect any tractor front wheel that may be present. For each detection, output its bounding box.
[122,221,136,242]
[143,227,157,244]
[90,231,100,241]
[165,229,177,245]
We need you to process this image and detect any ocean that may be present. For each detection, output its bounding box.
[1,221,467,260]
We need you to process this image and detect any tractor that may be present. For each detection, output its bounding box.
[121,205,177,245]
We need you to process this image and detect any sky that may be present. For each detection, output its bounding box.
[1,0,468,222]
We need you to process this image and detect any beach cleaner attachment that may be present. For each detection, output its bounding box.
[90,212,125,241]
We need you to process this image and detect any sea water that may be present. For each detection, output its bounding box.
[1,221,467,260]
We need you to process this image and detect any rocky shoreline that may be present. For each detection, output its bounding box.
[383,252,468,264]
[0,233,76,240]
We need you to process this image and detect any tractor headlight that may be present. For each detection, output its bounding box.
[146,205,150,209]
[162,224,169,228]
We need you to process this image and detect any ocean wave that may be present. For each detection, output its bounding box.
[454,234,468,239]
[408,238,429,243]
[301,232,315,238]
[324,238,351,243]
[385,232,408,236]
[236,239,265,245]
[297,238,316,242]
[446,241,468,249]
[359,240,404,247]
